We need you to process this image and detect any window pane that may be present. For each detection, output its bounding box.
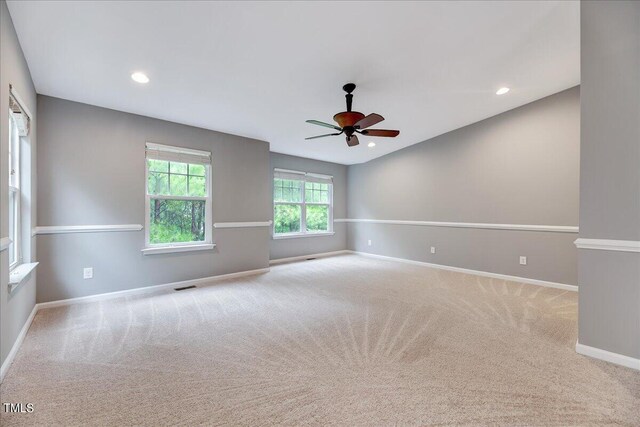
[8,190,16,265]
[306,204,329,232]
[304,182,330,204]
[8,113,19,188]
[170,174,188,196]
[148,172,169,195]
[148,159,168,173]
[274,179,302,203]
[170,161,188,174]
[189,164,205,176]
[188,176,206,197]
[149,199,206,244]
[274,204,301,234]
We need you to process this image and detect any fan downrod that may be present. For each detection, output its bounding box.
[343,83,356,112]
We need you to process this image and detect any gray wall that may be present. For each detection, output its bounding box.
[269,153,347,260]
[347,87,580,285]
[0,0,38,369]
[36,95,271,303]
[578,1,640,359]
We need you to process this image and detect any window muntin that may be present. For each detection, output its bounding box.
[273,170,333,237]
[148,160,207,197]
[145,143,212,248]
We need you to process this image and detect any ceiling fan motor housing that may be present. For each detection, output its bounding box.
[333,82,364,134]
[333,111,365,134]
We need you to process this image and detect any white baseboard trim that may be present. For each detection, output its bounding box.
[0,304,38,383]
[576,341,640,371]
[348,250,578,292]
[574,238,640,253]
[335,218,578,233]
[37,267,271,310]
[269,250,350,265]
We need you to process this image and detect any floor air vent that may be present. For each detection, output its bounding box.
[174,285,197,291]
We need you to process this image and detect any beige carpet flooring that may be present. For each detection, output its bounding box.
[1,254,639,426]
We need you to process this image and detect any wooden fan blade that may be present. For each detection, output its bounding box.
[354,113,384,130]
[305,133,341,140]
[306,120,342,131]
[347,134,360,147]
[361,129,400,138]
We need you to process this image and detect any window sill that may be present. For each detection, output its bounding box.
[273,232,335,240]
[141,243,215,255]
[8,262,39,294]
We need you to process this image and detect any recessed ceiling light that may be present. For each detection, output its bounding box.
[496,87,510,95]
[131,72,149,84]
[368,142,376,148]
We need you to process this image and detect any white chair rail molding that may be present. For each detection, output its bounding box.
[574,238,640,252]
[0,236,11,251]
[335,218,579,233]
[33,224,144,234]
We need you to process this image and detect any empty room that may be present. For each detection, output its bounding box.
[1,0,639,425]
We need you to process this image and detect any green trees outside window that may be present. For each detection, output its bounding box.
[148,159,206,197]
[274,204,301,234]
[149,199,205,243]
[273,175,332,235]
[305,204,328,231]
[147,159,209,245]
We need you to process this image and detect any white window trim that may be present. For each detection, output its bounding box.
[141,243,215,255]
[8,262,38,294]
[143,142,213,255]
[272,168,334,239]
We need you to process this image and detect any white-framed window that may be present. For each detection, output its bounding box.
[273,168,333,238]
[8,93,30,270]
[143,142,213,254]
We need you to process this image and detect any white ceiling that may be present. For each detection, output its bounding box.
[7,1,579,165]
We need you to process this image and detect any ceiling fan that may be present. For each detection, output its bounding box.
[306,83,400,147]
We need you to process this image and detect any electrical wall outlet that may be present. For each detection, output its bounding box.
[430,246,436,254]
[519,256,527,266]
[367,239,372,247]
[83,267,93,279]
